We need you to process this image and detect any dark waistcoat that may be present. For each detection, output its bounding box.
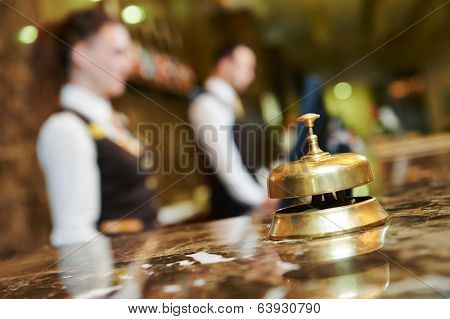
[60,110,157,229]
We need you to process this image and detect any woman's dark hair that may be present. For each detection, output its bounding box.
[29,7,114,103]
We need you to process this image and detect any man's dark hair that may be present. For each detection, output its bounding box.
[213,43,251,64]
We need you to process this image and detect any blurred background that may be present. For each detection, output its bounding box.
[0,0,449,259]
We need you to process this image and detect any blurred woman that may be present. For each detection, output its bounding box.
[32,8,157,246]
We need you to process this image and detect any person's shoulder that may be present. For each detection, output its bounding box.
[40,111,87,135]
[189,93,225,119]
[38,111,93,148]
[191,91,222,108]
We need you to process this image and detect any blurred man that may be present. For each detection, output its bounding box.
[189,44,277,219]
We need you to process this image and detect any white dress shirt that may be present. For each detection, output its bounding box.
[37,84,118,246]
[188,77,266,207]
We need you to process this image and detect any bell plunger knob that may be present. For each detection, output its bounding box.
[298,113,328,159]
[298,113,320,135]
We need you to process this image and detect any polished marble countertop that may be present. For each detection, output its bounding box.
[0,161,448,298]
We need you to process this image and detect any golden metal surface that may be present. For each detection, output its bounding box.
[268,113,374,198]
[268,153,374,198]
[267,112,389,241]
[275,223,389,263]
[275,223,391,299]
[297,113,329,160]
[269,197,388,240]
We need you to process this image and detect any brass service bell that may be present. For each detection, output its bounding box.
[268,113,389,240]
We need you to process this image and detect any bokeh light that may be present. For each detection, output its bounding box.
[17,25,39,44]
[121,5,146,25]
[333,82,353,100]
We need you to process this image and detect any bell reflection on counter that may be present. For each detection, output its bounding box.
[268,113,389,240]
[275,224,390,298]
[283,252,389,299]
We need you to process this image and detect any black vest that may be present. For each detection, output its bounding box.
[206,122,256,219]
[192,91,257,219]
[60,110,157,229]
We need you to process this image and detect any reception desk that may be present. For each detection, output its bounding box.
[0,155,448,299]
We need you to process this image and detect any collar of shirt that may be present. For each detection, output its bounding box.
[204,76,237,108]
[60,83,117,139]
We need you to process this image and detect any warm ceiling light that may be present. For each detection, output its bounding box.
[121,5,146,25]
[333,82,353,100]
[17,25,39,44]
